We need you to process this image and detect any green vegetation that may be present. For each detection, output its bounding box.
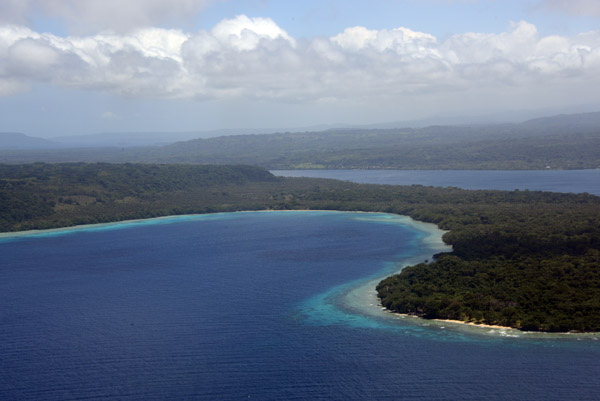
[0,163,276,231]
[2,163,600,332]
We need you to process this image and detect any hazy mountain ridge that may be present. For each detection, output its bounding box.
[17,125,349,149]
[49,128,290,148]
[1,111,599,169]
[141,111,600,168]
[0,133,60,149]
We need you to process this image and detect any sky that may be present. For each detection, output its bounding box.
[1,0,600,137]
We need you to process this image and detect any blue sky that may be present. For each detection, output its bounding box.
[195,0,599,38]
[1,0,600,137]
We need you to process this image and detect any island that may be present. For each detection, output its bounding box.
[1,163,599,332]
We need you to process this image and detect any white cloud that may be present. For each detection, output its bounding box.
[9,37,60,69]
[331,26,437,53]
[210,15,296,51]
[0,16,599,105]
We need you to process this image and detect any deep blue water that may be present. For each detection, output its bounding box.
[272,169,600,195]
[1,211,599,400]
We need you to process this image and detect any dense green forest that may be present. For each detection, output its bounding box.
[0,163,277,231]
[2,163,600,332]
[2,112,600,169]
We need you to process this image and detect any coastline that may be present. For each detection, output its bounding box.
[334,216,598,338]
[0,209,445,241]
[0,214,206,240]
[432,318,519,331]
[404,314,600,337]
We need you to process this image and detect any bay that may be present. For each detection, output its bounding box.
[1,211,599,400]
[272,169,600,195]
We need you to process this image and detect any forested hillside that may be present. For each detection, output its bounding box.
[2,163,600,332]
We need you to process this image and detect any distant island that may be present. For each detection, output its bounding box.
[1,111,600,170]
[1,163,599,332]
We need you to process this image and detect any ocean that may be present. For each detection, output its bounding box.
[1,211,599,400]
[271,169,600,195]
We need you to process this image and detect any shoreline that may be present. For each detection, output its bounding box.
[378,301,600,338]
[432,317,514,330]
[408,314,600,336]
[334,216,600,338]
[0,209,448,240]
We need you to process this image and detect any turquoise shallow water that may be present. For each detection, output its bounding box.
[1,211,599,400]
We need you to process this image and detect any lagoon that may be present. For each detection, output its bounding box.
[1,211,599,400]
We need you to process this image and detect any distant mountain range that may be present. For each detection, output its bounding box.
[140,111,600,169]
[48,128,291,148]
[0,133,61,149]
[1,111,599,170]
[1,126,344,150]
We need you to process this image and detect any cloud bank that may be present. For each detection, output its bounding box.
[1,15,599,103]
